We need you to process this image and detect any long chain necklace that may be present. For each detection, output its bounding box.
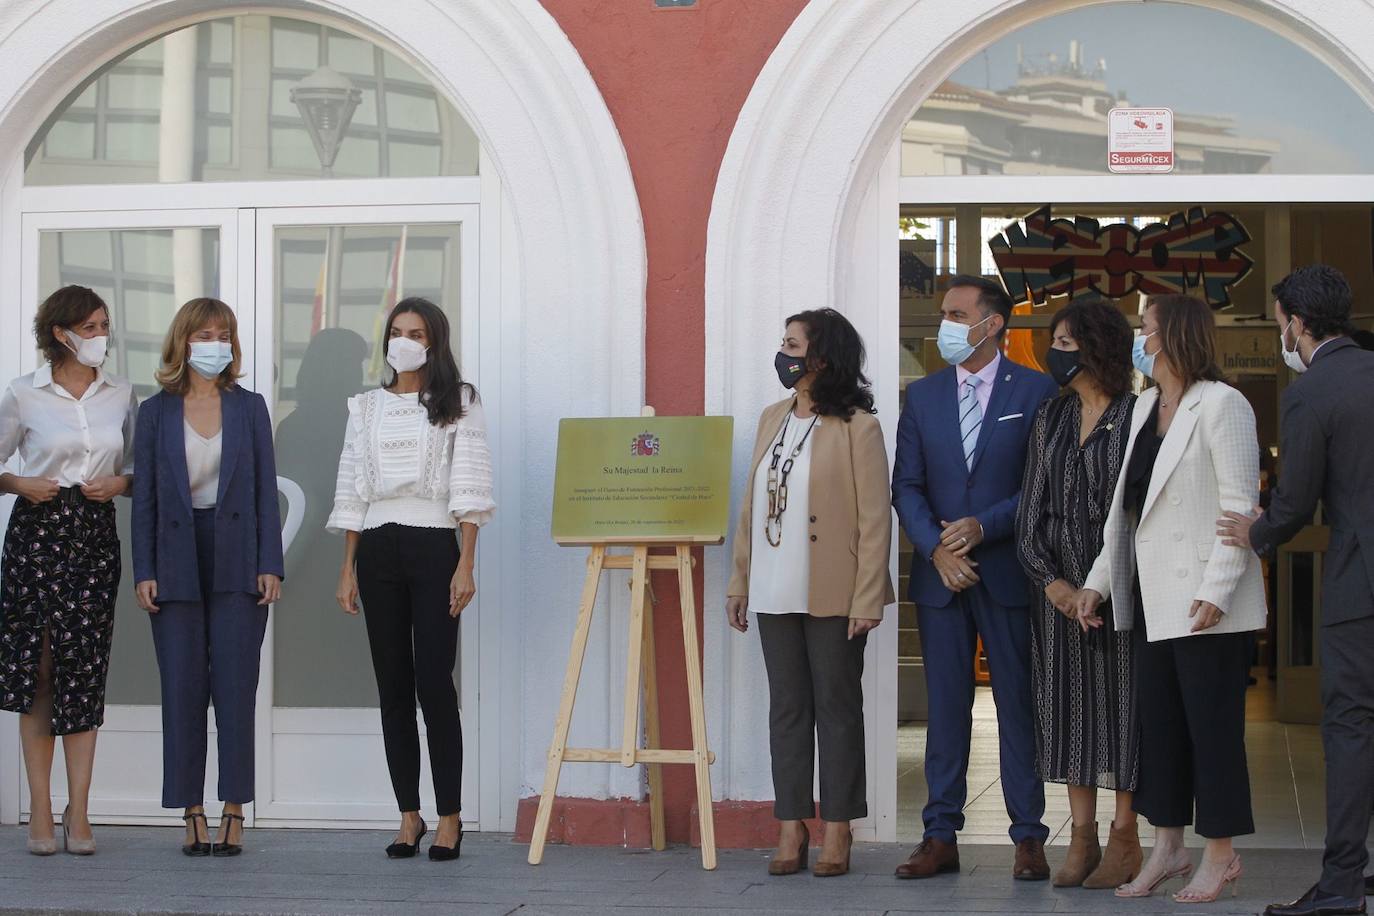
[765,401,820,547]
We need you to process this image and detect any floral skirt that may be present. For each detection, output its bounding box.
[0,494,120,735]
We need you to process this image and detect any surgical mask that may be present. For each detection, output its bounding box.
[1045,347,1082,387]
[386,336,429,373]
[937,315,993,366]
[64,330,108,368]
[1280,318,1308,375]
[188,341,233,379]
[1132,332,1158,379]
[774,351,807,389]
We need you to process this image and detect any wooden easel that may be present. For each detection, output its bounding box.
[528,414,719,870]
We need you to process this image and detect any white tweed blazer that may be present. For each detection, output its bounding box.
[1083,381,1266,642]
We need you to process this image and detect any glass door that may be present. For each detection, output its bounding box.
[250,204,481,826]
[17,208,243,823]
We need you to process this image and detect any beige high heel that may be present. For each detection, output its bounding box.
[1115,854,1193,898]
[62,805,96,856]
[1173,855,1242,904]
[768,822,809,876]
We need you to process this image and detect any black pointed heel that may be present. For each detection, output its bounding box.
[428,822,462,861]
[182,812,211,857]
[385,818,427,859]
[212,812,245,857]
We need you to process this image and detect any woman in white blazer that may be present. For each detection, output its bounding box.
[1076,294,1264,905]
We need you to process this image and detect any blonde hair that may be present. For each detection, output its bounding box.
[156,297,243,393]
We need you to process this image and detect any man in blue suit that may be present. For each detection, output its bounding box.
[892,276,1058,881]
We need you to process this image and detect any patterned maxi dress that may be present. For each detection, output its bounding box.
[1016,391,1138,789]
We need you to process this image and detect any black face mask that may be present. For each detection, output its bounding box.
[775,351,808,389]
[1045,347,1082,387]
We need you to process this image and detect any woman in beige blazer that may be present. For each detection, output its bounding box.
[726,308,895,879]
[1076,294,1264,904]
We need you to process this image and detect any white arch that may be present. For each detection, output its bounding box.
[703,0,1374,835]
[0,0,645,829]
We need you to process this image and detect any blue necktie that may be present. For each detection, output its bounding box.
[959,377,982,470]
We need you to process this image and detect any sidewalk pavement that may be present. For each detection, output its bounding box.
[0,826,1325,915]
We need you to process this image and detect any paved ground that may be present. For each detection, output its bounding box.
[0,826,1337,915]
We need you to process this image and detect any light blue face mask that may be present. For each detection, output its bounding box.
[1132,331,1157,379]
[188,340,233,379]
[937,314,993,366]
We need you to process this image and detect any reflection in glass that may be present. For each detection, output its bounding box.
[38,228,221,705]
[903,3,1374,175]
[271,223,463,708]
[25,15,479,185]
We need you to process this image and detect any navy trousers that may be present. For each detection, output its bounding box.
[149,508,268,808]
[917,582,1047,844]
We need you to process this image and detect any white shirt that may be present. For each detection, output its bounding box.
[184,421,222,509]
[747,411,819,615]
[327,387,495,533]
[0,364,137,487]
[955,351,1001,418]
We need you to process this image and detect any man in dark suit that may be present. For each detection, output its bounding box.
[1219,265,1374,916]
[892,276,1059,880]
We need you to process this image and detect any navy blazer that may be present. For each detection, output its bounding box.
[892,357,1058,609]
[131,386,285,602]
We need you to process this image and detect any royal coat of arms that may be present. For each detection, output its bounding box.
[630,431,661,457]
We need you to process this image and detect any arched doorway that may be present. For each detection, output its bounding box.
[707,0,1374,842]
[0,0,645,833]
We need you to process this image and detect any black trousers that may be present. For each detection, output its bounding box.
[356,524,463,816]
[756,614,867,822]
[1132,609,1254,838]
[1317,615,1374,899]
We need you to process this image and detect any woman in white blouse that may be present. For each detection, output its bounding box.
[725,309,894,878]
[0,286,136,856]
[329,297,494,862]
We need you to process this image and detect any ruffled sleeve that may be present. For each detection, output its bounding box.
[325,394,369,534]
[448,390,495,527]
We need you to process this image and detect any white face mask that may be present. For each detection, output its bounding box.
[386,336,429,373]
[64,329,108,368]
[1280,317,1308,374]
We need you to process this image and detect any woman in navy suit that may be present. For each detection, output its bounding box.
[132,297,284,857]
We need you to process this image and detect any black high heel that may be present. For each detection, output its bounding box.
[182,812,211,857]
[212,812,245,857]
[429,821,462,861]
[385,818,427,859]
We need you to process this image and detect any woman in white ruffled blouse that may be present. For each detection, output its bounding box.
[327,298,494,862]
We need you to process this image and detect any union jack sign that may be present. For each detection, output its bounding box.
[988,205,1254,309]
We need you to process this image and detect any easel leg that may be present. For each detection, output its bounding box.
[677,546,717,870]
[621,546,649,767]
[641,570,666,851]
[528,546,606,865]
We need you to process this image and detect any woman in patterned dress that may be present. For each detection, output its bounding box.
[1015,297,1138,889]
[0,286,137,855]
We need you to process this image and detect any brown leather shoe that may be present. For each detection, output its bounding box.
[1082,820,1143,890]
[768,822,809,876]
[1014,837,1050,881]
[894,837,959,879]
[1053,823,1102,887]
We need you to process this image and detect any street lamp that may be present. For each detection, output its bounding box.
[290,65,362,177]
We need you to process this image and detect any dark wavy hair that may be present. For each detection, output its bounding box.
[1272,265,1356,340]
[382,297,476,425]
[1049,296,1134,398]
[1147,294,1226,390]
[786,308,875,419]
[34,285,109,367]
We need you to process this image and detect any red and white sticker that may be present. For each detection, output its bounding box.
[1108,108,1174,173]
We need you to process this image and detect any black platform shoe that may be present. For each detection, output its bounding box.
[428,822,462,861]
[212,812,245,857]
[182,812,212,857]
[385,819,428,859]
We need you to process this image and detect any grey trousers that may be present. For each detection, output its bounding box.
[757,614,867,822]
[1318,614,1374,899]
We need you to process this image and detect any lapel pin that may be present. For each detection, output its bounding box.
[1004,374,1011,382]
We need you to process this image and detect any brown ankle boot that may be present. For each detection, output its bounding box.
[1082,820,1143,889]
[1053,823,1101,887]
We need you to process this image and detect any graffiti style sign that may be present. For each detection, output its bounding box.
[988,205,1254,309]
